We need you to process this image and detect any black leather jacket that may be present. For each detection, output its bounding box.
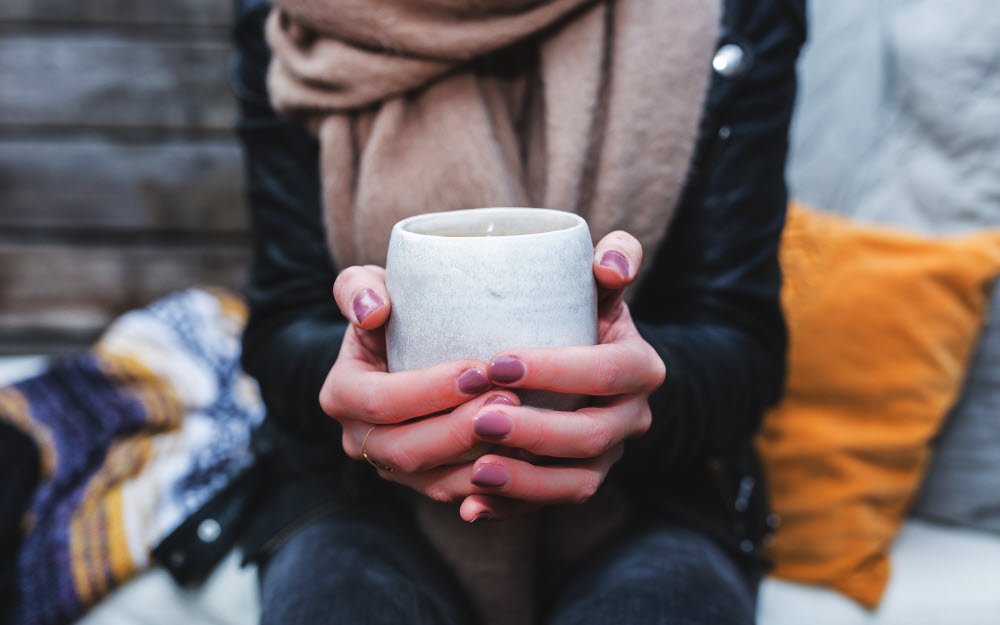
[231,0,806,567]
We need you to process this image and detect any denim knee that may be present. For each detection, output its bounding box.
[259,511,474,625]
[548,523,756,625]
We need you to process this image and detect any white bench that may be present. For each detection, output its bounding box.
[4,357,1000,625]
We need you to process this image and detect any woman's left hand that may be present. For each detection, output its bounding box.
[455,230,666,521]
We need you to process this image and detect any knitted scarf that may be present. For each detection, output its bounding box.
[266,0,720,270]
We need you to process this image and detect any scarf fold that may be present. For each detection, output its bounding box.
[266,0,721,271]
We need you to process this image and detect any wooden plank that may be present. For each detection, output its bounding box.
[0,244,251,341]
[0,138,247,232]
[0,33,235,131]
[0,329,102,356]
[0,0,231,27]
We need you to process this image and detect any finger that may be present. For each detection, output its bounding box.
[593,231,642,291]
[487,340,664,395]
[389,445,620,508]
[465,447,623,505]
[333,265,390,330]
[459,495,538,523]
[342,321,388,367]
[320,357,493,423]
[382,463,475,504]
[341,392,521,471]
[471,396,651,458]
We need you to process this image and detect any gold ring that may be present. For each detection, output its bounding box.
[361,426,394,472]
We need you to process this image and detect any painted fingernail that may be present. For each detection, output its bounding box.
[599,250,630,278]
[458,368,490,394]
[472,464,508,488]
[474,411,513,439]
[487,395,514,406]
[471,512,491,524]
[489,357,525,384]
[352,288,383,323]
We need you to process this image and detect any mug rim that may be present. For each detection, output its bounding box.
[393,207,587,239]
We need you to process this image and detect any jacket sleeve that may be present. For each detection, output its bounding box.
[623,0,805,476]
[233,1,347,446]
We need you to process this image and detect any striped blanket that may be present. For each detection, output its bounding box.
[0,289,264,625]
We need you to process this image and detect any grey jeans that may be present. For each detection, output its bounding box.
[258,497,758,625]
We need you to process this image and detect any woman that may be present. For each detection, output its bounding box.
[233,0,805,623]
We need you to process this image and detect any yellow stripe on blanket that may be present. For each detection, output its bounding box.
[202,286,248,325]
[69,506,97,606]
[0,385,58,480]
[104,486,135,586]
[93,349,183,431]
[71,433,158,605]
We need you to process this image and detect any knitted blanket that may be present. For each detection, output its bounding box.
[0,289,264,625]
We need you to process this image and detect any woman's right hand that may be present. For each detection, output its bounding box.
[320,265,520,502]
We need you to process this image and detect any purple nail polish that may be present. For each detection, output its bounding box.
[474,411,513,439]
[471,512,491,523]
[599,250,630,278]
[489,357,525,384]
[352,288,383,323]
[487,395,514,406]
[458,368,490,394]
[472,464,508,488]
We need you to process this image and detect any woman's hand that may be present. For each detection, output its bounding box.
[320,230,665,520]
[320,265,522,498]
[455,231,666,522]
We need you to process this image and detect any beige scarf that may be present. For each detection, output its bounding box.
[266,0,720,270]
[266,1,721,623]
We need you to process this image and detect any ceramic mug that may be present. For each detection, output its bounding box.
[385,207,598,410]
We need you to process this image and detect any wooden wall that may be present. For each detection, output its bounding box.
[0,1,250,354]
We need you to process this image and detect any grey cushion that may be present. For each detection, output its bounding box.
[788,0,1000,535]
[916,292,1000,533]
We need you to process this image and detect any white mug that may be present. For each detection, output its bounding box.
[385,207,598,410]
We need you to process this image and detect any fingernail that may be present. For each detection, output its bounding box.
[471,512,491,524]
[489,357,525,384]
[472,464,508,488]
[487,395,514,406]
[458,368,490,394]
[352,288,383,323]
[474,411,513,439]
[599,250,630,278]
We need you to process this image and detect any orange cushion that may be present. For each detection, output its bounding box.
[757,202,1000,608]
